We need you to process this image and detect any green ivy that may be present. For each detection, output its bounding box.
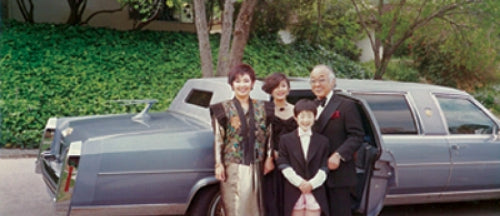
[0,20,366,148]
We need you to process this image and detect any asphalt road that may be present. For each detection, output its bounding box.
[1,157,499,216]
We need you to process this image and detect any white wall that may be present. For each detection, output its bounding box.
[7,0,196,32]
[356,31,383,63]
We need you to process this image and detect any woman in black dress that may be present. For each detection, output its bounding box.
[262,72,297,216]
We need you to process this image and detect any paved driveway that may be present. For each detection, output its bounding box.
[0,157,64,216]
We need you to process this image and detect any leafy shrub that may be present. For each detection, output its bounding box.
[360,58,420,82]
[290,1,361,60]
[384,58,420,82]
[245,35,367,79]
[0,20,366,148]
[472,84,500,117]
[410,30,499,90]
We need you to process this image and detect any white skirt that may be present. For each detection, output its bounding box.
[220,163,264,216]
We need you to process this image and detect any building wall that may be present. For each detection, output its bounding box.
[356,31,381,63]
[6,0,196,32]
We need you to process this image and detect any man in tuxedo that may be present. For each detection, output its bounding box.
[309,64,365,216]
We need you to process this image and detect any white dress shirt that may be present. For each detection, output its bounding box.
[316,90,334,120]
[282,129,327,189]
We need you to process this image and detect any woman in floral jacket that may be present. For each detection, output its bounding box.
[210,63,274,216]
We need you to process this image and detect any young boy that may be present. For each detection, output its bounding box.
[276,99,330,216]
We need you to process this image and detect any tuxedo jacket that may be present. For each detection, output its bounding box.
[277,129,330,216]
[313,93,365,188]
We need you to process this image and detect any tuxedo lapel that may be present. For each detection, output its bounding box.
[315,94,341,133]
[306,134,320,164]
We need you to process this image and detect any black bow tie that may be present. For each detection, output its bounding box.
[315,98,326,107]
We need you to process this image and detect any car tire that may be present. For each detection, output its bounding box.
[187,185,224,216]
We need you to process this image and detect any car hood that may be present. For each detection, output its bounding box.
[57,111,209,143]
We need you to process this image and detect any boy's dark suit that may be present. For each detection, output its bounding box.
[314,94,364,216]
[277,129,330,216]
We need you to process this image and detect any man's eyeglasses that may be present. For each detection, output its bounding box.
[309,78,328,85]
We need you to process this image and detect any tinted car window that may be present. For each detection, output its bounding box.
[353,93,418,135]
[287,89,316,104]
[185,89,213,108]
[436,96,494,134]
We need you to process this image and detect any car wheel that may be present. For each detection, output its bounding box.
[188,185,224,216]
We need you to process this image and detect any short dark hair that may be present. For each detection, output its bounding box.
[228,63,256,85]
[261,72,290,94]
[293,99,317,117]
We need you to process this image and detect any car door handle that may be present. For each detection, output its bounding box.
[451,144,460,150]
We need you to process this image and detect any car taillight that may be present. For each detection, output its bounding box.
[55,141,81,203]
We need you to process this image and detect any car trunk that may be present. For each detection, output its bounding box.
[35,111,208,212]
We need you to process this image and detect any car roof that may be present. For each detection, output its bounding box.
[189,77,467,95]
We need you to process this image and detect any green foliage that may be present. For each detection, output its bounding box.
[251,0,290,36]
[402,0,500,90]
[361,58,419,82]
[290,0,361,60]
[118,0,187,22]
[384,58,420,82]
[472,85,500,117]
[0,20,366,148]
[0,21,198,148]
[351,0,500,80]
[410,27,500,90]
[244,34,367,79]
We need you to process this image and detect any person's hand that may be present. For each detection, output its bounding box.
[263,156,275,175]
[273,150,279,159]
[328,153,341,170]
[215,163,226,182]
[299,181,313,194]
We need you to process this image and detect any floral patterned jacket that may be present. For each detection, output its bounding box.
[210,98,274,166]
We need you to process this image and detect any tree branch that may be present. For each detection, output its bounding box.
[82,6,125,25]
[134,0,162,30]
[389,0,478,58]
[350,0,376,56]
[385,0,406,51]
[16,0,29,22]
[28,0,34,21]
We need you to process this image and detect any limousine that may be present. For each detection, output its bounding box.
[35,77,500,216]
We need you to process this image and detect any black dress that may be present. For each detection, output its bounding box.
[264,117,297,216]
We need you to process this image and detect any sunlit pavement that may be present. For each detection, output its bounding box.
[0,157,64,216]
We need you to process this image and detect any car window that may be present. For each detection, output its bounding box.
[436,96,494,135]
[286,89,316,104]
[185,89,213,108]
[353,93,418,135]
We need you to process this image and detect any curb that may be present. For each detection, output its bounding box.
[0,149,39,159]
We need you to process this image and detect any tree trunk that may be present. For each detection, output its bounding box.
[16,0,34,23]
[215,0,235,76]
[228,0,258,70]
[66,0,86,25]
[194,0,214,78]
[374,56,390,80]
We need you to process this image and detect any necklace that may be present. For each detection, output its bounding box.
[277,104,287,112]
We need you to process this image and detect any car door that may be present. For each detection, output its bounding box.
[435,94,500,191]
[345,94,391,216]
[353,92,452,200]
